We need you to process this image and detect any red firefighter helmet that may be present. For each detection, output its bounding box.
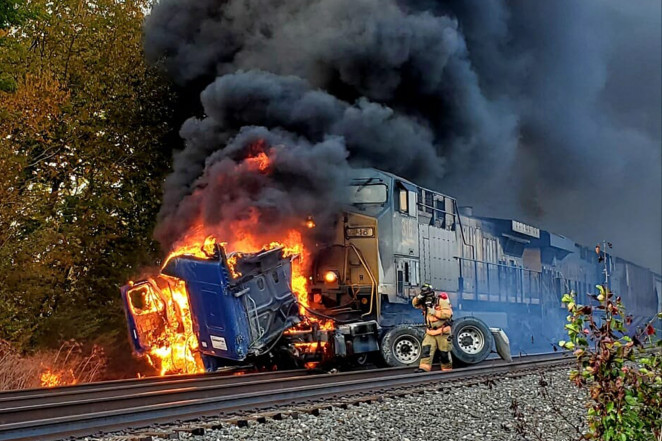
[438,291,449,300]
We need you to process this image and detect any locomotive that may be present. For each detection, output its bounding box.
[121,168,661,372]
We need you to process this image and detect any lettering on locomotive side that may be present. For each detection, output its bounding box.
[511,220,540,238]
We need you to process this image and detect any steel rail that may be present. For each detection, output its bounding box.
[0,353,572,441]
[0,355,547,421]
[0,365,293,400]
[1,370,368,423]
[0,369,307,410]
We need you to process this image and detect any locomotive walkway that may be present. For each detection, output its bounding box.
[0,353,572,441]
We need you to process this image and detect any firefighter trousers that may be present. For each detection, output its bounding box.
[419,333,452,371]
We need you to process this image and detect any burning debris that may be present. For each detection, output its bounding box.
[123,229,335,376]
[123,275,203,375]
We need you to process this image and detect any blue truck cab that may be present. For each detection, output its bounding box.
[121,247,300,369]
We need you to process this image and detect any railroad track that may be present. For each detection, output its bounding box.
[0,353,572,441]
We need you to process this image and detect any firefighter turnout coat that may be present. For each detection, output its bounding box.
[412,294,453,371]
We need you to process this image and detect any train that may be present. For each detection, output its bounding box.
[121,168,661,372]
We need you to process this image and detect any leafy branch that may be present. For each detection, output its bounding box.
[560,286,661,441]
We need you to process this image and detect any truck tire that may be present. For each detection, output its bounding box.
[380,325,424,367]
[452,317,494,365]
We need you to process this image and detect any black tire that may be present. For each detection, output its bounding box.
[452,317,494,365]
[379,325,425,367]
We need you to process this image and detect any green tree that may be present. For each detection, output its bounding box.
[0,0,175,354]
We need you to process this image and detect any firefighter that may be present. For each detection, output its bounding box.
[412,284,453,372]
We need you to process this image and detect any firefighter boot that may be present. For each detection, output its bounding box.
[438,334,453,371]
[440,350,452,371]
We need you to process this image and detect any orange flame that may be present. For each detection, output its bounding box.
[293,342,327,351]
[126,275,205,376]
[246,151,270,172]
[149,276,204,375]
[40,370,62,387]
[226,252,243,278]
[40,368,77,388]
[245,139,272,172]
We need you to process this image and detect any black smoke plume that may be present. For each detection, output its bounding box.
[146,0,661,271]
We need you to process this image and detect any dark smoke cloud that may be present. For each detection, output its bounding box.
[438,0,662,272]
[146,0,661,272]
[154,124,350,248]
[155,71,444,248]
[199,70,442,180]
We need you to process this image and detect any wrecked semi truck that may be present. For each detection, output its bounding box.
[122,247,303,372]
[121,168,518,372]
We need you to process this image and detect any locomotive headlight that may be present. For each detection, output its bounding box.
[324,271,338,283]
[346,227,375,238]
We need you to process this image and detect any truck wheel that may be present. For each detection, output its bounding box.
[452,317,494,365]
[380,325,424,367]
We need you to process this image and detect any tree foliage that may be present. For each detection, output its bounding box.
[0,0,37,31]
[560,286,661,440]
[0,0,175,352]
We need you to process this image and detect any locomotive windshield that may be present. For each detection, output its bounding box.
[347,183,387,204]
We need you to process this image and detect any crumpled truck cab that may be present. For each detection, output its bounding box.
[121,247,300,364]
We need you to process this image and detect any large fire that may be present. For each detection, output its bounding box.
[135,145,333,376]
[125,274,204,376]
[144,229,331,376]
[148,276,203,375]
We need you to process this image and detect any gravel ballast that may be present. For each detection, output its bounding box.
[88,367,587,441]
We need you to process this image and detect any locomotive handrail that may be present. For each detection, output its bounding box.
[453,199,475,260]
[348,243,378,321]
[416,202,455,218]
[454,256,543,273]
[455,256,548,304]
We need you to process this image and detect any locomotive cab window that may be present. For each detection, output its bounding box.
[398,186,408,213]
[396,182,417,217]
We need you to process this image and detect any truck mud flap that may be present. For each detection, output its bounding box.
[490,328,512,362]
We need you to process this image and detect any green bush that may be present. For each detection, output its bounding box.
[560,286,661,440]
